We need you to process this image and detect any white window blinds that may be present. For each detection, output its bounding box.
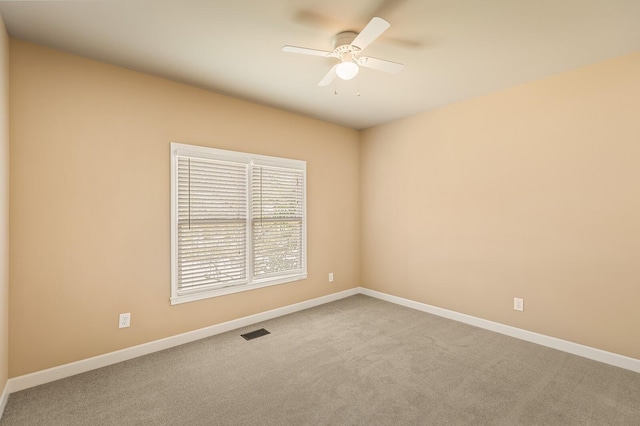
[176,157,248,294]
[171,143,307,305]
[251,165,305,278]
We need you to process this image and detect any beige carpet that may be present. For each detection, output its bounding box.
[2,294,640,425]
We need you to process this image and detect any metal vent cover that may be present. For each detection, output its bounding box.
[241,328,270,341]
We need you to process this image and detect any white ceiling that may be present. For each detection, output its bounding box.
[1,0,639,129]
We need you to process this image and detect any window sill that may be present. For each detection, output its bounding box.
[170,272,308,305]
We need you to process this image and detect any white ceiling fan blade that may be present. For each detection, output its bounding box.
[350,17,390,52]
[318,65,337,86]
[359,56,404,74]
[282,45,332,57]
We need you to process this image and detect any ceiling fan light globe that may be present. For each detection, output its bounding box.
[336,61,359,80]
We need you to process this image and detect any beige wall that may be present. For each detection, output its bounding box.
[9,40,360,377]
[7,35,640,379]
[361,51,640,359]
[0,16,9,393]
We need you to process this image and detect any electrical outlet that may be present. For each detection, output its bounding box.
[328,273,334,282]
[119,313,131,328]
[513,298,524,312]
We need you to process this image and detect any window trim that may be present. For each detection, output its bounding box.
[170,142,307,305]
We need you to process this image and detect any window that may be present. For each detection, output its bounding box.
[171,143,306,304]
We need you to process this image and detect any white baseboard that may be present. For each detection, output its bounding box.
[5,285,639,402]
[6,288,359,394]
[0,381,8,420]
[360,287,640,374]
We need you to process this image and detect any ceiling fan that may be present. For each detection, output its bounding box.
[282,17,405,86]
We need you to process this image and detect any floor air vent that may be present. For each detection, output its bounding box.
[241,328,270,341]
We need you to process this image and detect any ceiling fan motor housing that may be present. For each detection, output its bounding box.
[332,31,359,51]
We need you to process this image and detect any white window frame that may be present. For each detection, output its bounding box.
[171,142,307,305]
